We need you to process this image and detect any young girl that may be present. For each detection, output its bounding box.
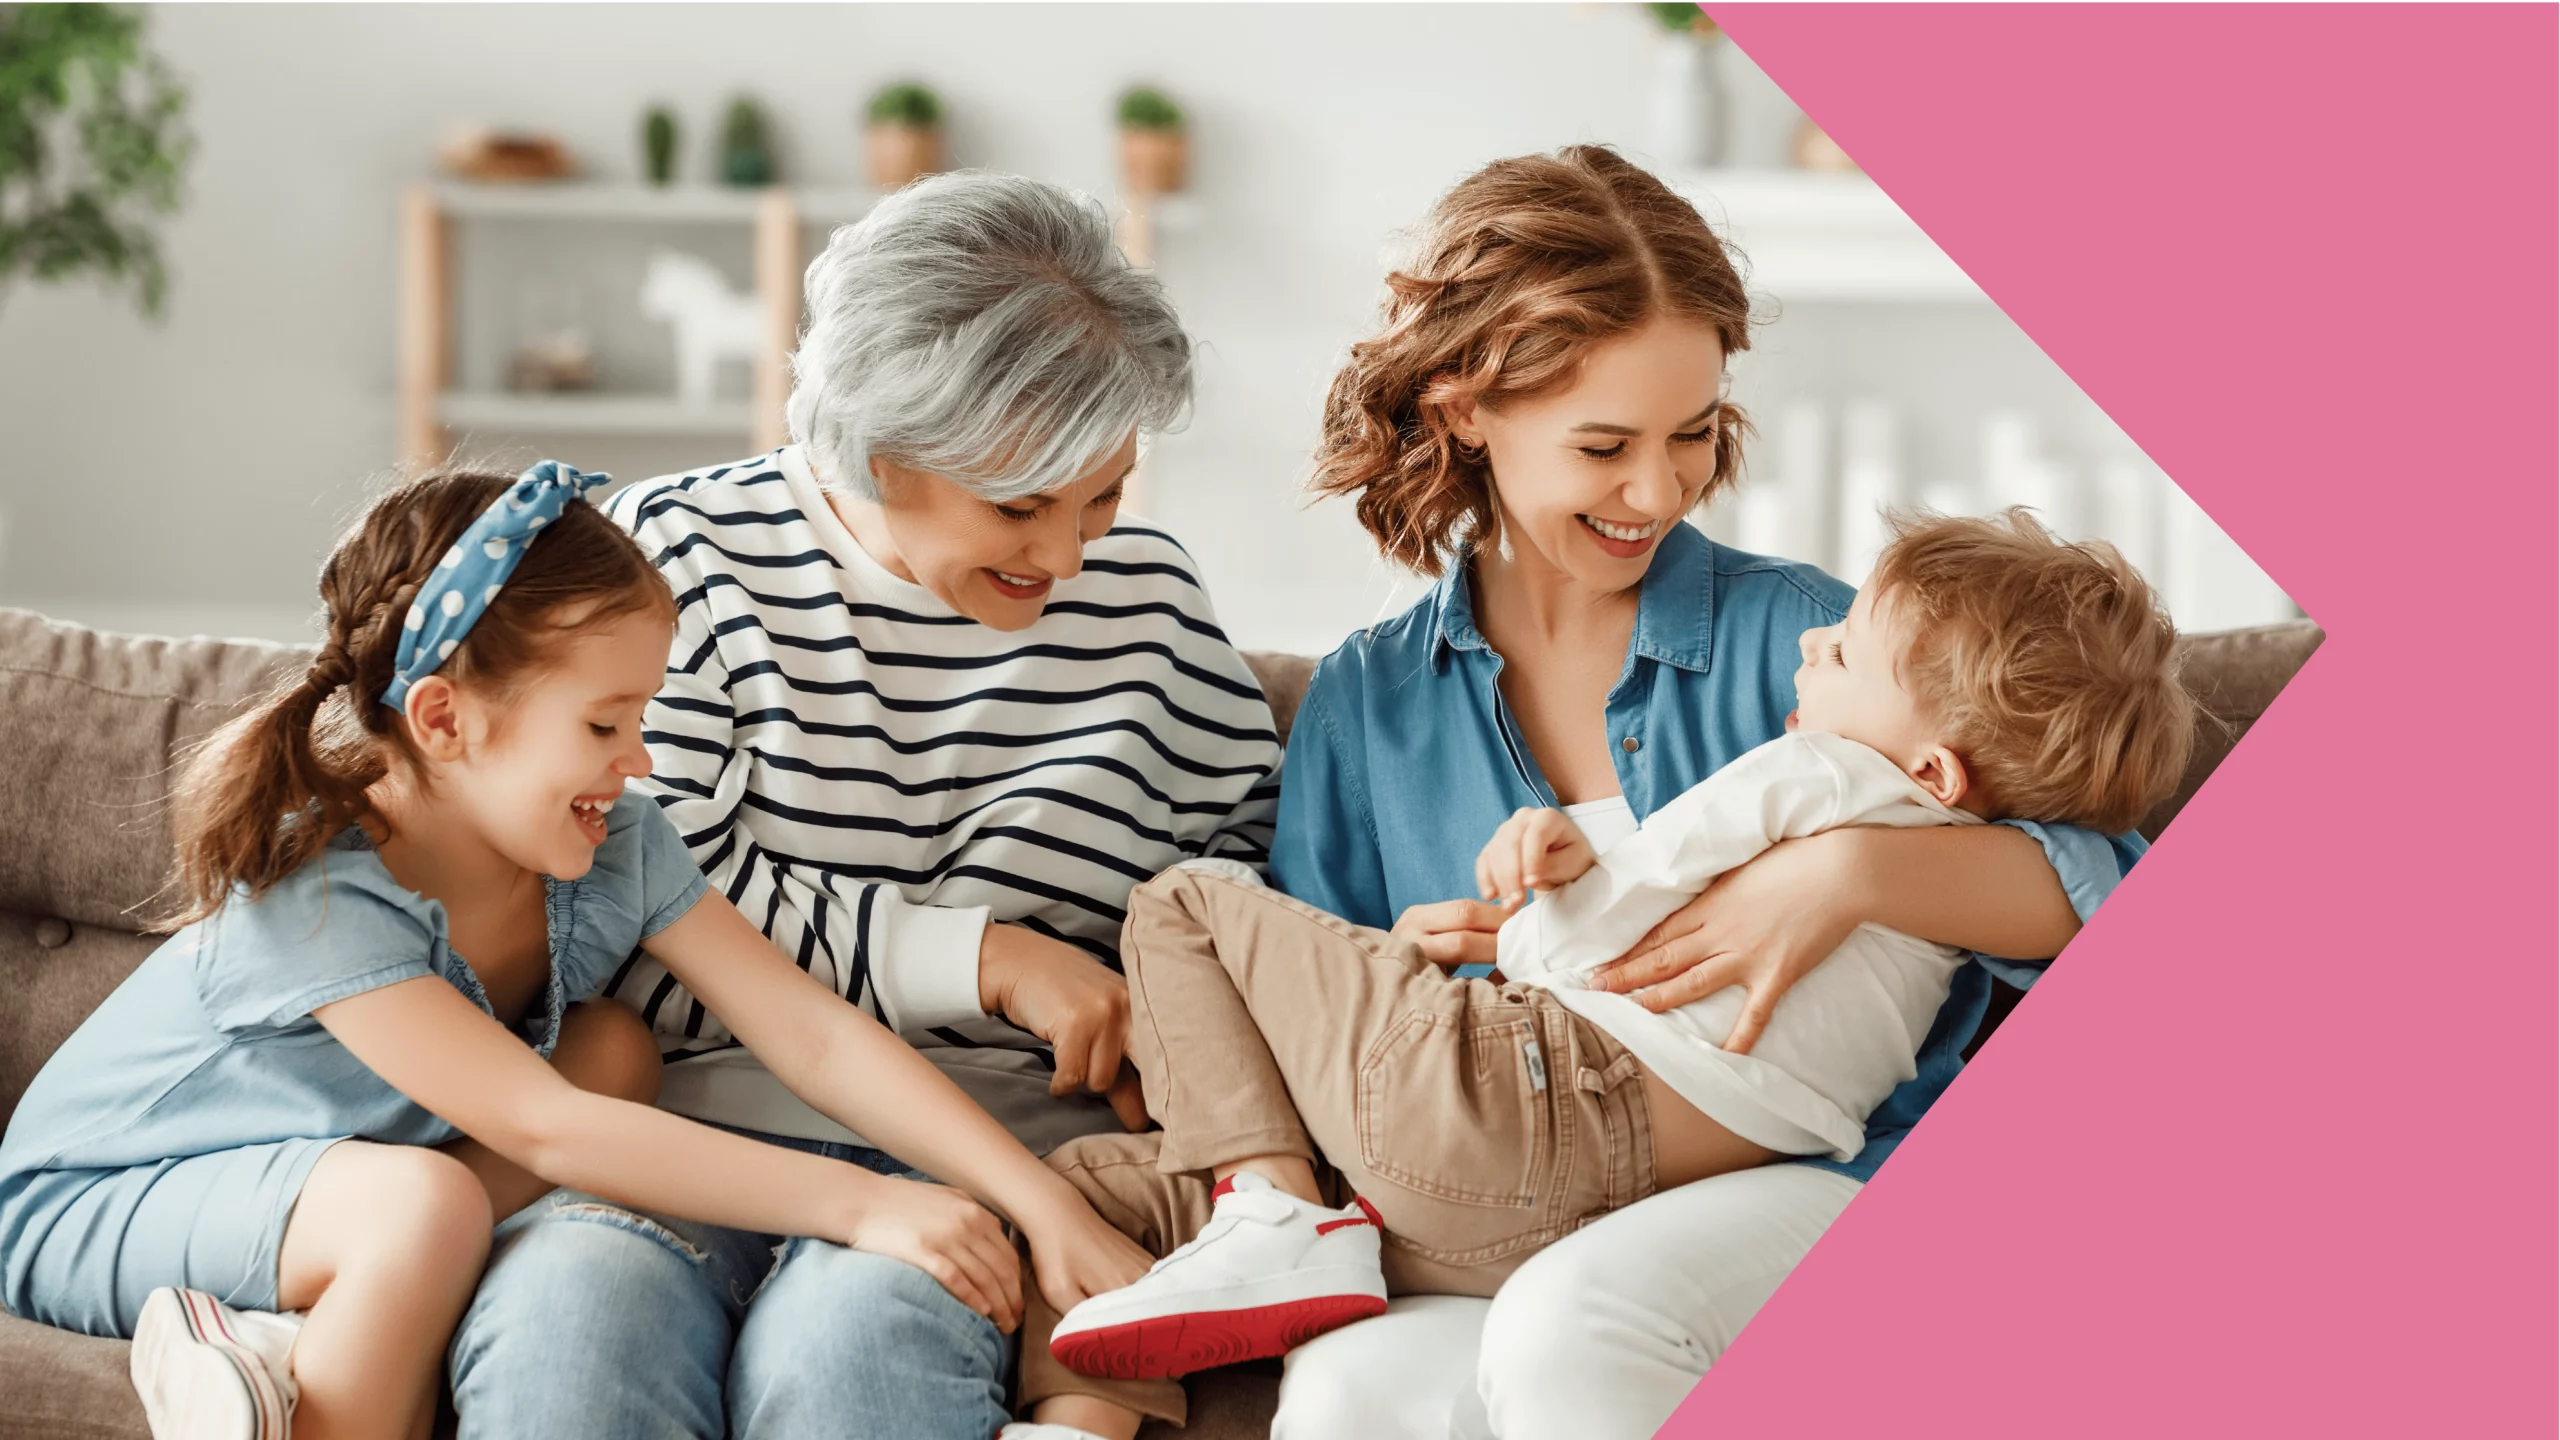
[0,463,1150,1440]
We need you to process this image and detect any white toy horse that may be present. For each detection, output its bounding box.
[639,250,764,406]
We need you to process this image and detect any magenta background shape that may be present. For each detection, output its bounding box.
[1654,6,2557,1437]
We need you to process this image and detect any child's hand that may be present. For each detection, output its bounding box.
[1105,1061,1152,1133]
[843,1177,1026,1333]
[1476,807,1598,907]
[1022,1191,1157,1315]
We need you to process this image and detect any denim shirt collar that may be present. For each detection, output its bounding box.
[1427,522,1719,675]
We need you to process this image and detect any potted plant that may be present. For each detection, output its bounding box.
[864,82,943,191]
[720,97,777,186]
[1116,86,1186,196]
[0,4,192,321]
[642,105,680,186]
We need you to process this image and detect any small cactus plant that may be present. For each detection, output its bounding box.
[642,106,679,185]
[720,97,775,186]
[1116,86,1183,133]
[866,82,942,130]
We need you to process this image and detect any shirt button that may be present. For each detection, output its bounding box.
[1621,735,1641,754]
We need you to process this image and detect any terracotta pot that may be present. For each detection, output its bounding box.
[865,124,942,191]
[1120,127,1188,197]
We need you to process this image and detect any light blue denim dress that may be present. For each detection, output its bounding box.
[0,795,708,1338]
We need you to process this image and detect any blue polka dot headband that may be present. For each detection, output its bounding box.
[382,460,611,710]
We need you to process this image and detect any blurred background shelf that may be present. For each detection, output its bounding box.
[401,180,818,466]
[437,391,755,437]
[1666,169,1980,303]
[2,6,2295,653]
[426,181,877,226]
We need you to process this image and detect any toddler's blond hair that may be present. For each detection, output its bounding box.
[1867,508,2196,835]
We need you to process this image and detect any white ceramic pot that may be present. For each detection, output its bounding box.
[1649,36,1721,169]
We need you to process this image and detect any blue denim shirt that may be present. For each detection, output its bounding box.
[1270,523,2139,1183]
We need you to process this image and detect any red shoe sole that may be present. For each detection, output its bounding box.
[1050,1293,1390,1380]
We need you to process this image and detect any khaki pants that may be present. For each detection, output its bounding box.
[1020,869,1659,1425]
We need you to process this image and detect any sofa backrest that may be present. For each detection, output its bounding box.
[0,607,2319,1127]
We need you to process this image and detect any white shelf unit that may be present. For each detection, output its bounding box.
[424,181,877,226]
[1664,170,1983,304]
[398,181,881,468]
[436,391,756,437]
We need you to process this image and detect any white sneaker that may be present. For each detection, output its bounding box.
[998,1425,1115,1440]
[1049,1172,1388,1380]
[129,1288,299,1440]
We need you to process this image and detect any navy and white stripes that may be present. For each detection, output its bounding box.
[600,447,1280,1147]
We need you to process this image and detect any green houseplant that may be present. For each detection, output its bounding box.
[1115,85,1185,196]
[863,81,942,191]
[642,104,679,186]
[1647,2,1718,38]
[719,96,775,186]
[0,3,192,320]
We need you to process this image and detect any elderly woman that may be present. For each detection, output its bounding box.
[445,173,1281,1440]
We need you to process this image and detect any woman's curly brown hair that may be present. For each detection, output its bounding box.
[1310,145,1756,576]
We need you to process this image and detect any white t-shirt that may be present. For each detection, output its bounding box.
[1497,731,1979,1160]
[1561,796,1639,856]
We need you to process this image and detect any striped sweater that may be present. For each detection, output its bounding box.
[601,447,1281,1150]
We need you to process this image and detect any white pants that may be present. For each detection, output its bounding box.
[1272,1163,1864,1440]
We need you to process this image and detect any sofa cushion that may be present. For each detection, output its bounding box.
[1240,652,1315,749]
[2139,619,2322,841]
[0,1310,145,1440]
[0,610,300,931]
[0,915,157,1130]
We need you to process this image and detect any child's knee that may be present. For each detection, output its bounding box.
[553,1000,662,1104]
[399,1148,499,1259]
[328,1145,496,1270]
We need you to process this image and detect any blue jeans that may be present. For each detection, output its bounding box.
[447,1130,1011,1440]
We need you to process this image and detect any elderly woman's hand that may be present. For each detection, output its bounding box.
[1587,829,1865,1054]
[978,924,1132,1099]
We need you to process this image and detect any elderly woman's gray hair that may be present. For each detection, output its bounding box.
[785,171,1194,503]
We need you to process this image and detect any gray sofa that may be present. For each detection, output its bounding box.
[0,606,2320,1439]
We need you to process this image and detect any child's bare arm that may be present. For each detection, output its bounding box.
[314,978,1030,1329]
[643,892,1154,1313]
[1475,807,1598,908]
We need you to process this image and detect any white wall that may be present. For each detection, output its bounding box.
[0,4,2286,652]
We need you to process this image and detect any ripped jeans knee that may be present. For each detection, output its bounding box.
[480,1187,782,1321]
[531,1192,713,1264]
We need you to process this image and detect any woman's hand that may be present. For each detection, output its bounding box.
[1390,897,1518,970]
[1018,1187,1157,1317]
[1589,830,1865,1054]
[979,924,1131,1098]
[841,1175,1026,1333]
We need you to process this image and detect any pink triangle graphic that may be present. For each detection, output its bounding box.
[1645,7,2557,1438]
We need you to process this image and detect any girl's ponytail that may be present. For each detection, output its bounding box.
[163,468,670,926]
[168,635,387,924]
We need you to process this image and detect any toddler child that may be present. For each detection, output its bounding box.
[1011,508,2195,1438]
[0,464,1147,1440]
